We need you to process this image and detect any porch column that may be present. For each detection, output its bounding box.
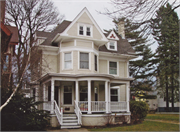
[108,82,111,112]
[43,83,46,110]
[105,81,109,113]
[88,80,91,114]
[43,83,46,101]
[76,81,79,102]
[51,79,55,114]
[126,83,130,112]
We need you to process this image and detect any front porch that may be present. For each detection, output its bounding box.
[36,74,131,127]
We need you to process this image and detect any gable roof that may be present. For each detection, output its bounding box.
[60,7,108,42]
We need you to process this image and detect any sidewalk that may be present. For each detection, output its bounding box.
[145,119,180,125]
[47,128,89,132]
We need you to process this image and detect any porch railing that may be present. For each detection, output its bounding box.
[109,101,127,112]
[43,101,63,125]
[91,101,106,112]
[43,101,51,111]
[54,100,63,125]
[78,101,88,112]
[74,101,82,124]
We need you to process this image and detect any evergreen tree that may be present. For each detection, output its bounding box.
[114,19,156,100]
[151,3,179,111]
[1,89,50,131]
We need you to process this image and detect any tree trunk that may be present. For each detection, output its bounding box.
[165,66,169,112]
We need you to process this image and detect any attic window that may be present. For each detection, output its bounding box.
[79,26,84,35]
[86,27,91,36]
[78,24,92,37]
[108,41,117,51]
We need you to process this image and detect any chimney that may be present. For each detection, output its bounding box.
[118,21,125,39]
[0,0,5,23]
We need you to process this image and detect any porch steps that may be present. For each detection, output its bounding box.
[61,113,81,129]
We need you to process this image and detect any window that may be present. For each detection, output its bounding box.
[64,86,72,104]
[78,24,92,37]
[108,41,117,51]
[80,52,89,69]
[94,55,97,71]
[64,52,72,69]
[80,86,88,101]
[109,61,117,75]
[111,89,118,101]
[3,54,10,72]
[86,27,91,36]
[79,26,84,35]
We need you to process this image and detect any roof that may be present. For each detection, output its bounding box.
[36,20,135,55]
[6,25,18,45]
[99,31,135,55]
[36,20,71,46]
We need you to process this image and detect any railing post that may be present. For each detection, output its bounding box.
[61,107,63,124]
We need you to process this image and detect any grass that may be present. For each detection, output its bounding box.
[146,114,179,122]
[89,121,180,131]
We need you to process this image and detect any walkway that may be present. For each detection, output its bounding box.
[47,128,88,132]
[145,119,180,125]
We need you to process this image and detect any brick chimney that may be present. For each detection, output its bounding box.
[1,0,5,23]
[118,21,125,39]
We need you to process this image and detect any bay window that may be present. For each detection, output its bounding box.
[64,52,72,69]
[80,52,89,69]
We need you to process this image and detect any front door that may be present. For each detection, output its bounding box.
[63,86,72,105]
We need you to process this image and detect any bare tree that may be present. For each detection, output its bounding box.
[0,0,64,111]
[100,0,180,37]
[102,0,179,22]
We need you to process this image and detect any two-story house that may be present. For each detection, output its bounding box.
[31,7,136,128]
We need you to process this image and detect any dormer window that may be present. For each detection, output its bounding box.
[78,24,92,37]
[108,41,117,51]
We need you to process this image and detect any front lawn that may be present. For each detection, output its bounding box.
[146,114,179,122]
[89,121,179,131]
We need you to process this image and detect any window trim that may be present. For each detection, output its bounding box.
[79,52,90,70]
[110,87,120,102]
[108,41,117,51]
[63,52,73,70]
[78,23,93,37]
[109,61,118,75]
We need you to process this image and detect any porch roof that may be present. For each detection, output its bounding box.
[37,73,134,83]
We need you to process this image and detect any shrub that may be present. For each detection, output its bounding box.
[130,101,149,123]
[1,92,50,131]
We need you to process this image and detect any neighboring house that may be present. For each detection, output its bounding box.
[1,0,18,89]
[157,95,180,112]
[30,7,136,128]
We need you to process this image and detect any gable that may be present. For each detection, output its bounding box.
[107,30,119,41]
[62,8,107,41]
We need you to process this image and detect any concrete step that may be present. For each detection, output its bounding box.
[63,116,77,120]
[61,125,81,129]
[63,119,78,123]
[62,123,79,126]
[63,114,76,117]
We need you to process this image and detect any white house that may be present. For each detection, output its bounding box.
[30,7,136,128]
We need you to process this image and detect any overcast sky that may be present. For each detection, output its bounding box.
[52,0,180,52]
